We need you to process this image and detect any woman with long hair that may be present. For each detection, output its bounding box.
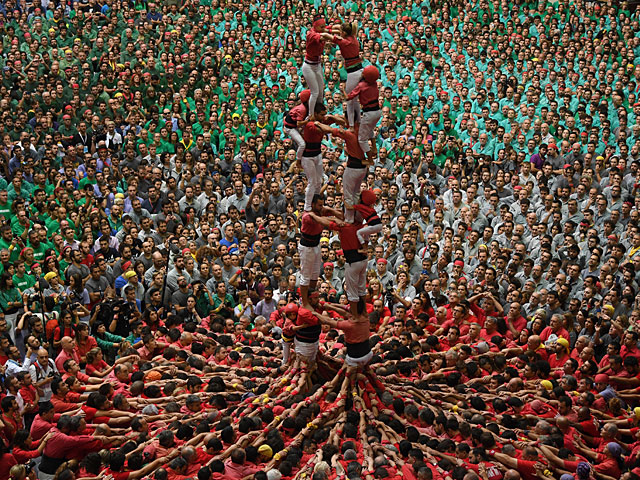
[90,322,124,360]
[52,309,76,352]
[0,272,23,343]
[11,429,50,464]
[84,347,111,378]
[330,21,362,126]
[74,323,97,365]
[301,16,332,119]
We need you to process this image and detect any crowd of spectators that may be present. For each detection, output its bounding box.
[1,0,640,479]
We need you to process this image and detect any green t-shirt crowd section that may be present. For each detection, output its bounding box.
[1,0,640,479]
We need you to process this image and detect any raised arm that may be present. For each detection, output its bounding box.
[307,211,343,229]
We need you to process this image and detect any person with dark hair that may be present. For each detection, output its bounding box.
[103,449,171,480]
[38,415,109,479]
[300,103,331,213]
[1,396,21,444]
[224,448,259,480]
[0,272,22,344]
[12,428,51,464]
[315,299,373,368]
[298,194,344,308]
[283,90,311,164]
[345,65,381,162]
[301,16,330,120]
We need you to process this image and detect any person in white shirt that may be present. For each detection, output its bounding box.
[28,348,59,402]
[4,344,28,378]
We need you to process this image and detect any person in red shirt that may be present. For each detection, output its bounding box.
[0,396,21,445]
[578,441,623,479]
[317,299,372,367]
[16,371,38,430]
[223,448,260,480]
[38,415,108,478]
[52,310,76,353]
[283,89,310,163]
[280,303,299,365]
[50,377,88,413]
[491,445,547,480]
[74,323,97,365]
[504,301,527,338]
[327,219,367,314]
[548,337,571,369]
[301,16,332,119]
[11,429,53,464]
[166,456,193,480]
[194,437,222,466]
[353,189,382,246]
[30,401,61,442]
[539,314,570,343]
[54,336,80,372]
[294,292,323,364]
[329,22,362,126]
[621,331,640,361]
[439,325,461,350]
[346,65,381,162]
[300,103,330,212]
[0,449,17,480]
[298,194,343,308]
[521,399,557,419]
[316,120,367,223]
[104,449,171,480]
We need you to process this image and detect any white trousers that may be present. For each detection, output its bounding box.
[299,244,322,286]
[282,340,292,364]
[346,68,363,126]
[294,338,319,363]
[344,259,368,302]
[284,126,305,161]
[5,311,18,345]
[357,223,383,245]
[359,109,381,154]
[343,166,367,223]
[302,62,324,117]
[346,350,373,367]
[302,154,323,211]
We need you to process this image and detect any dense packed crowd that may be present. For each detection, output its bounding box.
[0,0,640,479]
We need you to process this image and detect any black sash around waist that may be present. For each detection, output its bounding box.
[344,249,367,264]
[346,62,363,73]
[347,155,366,169]
[284,113,296,128]
[300,232,321,247]
[303,141,322,157]
[346,339,371,358]
[296,324,321,343]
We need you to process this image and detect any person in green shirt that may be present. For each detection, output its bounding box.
[27,230,47,264]
[211,281,236,317]
[0,190,13,223]
[0,224,19,263]
[194,283,214,317]
[12,260,35,293]
[0,272,24,339]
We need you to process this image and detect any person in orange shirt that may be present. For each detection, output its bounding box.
[316,299,372,368]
